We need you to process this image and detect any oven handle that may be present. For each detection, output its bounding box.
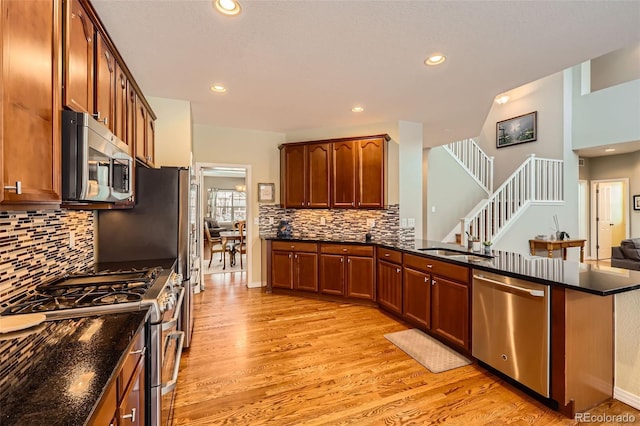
[162,286,185,331]
[161,330,185,396]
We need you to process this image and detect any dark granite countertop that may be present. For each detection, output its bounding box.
[262,235,640,296]
[0,310,149,425]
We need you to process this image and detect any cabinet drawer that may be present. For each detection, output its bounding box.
[321,244,373,256]
[403,253,469,283]
[118,328,145,399]
[377,247,402,264]
[272,241,317,253]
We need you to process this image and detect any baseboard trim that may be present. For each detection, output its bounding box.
[614,386,640,410]
[247,281,264,289]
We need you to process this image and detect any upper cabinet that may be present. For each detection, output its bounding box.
[280,134,387,209]
[62,0,155,164]
[1,0,62,207]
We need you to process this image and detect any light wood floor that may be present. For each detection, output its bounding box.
[173,273,639,425]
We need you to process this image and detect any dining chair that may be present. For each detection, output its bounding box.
[204,224,228,269]
[233,220,247,269]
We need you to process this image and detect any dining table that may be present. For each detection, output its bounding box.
[219,230,246,267]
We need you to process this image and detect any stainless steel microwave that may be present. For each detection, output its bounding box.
[62,110,133,203]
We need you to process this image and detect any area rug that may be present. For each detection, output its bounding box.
[384,329,471,373]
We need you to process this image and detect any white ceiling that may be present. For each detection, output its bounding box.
[92,0,640,147]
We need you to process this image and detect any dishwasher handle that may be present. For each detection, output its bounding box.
[473,274,545,297]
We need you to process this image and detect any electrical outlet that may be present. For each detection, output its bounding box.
[269,217,274,225]
[431,206,436,213]
[69,231,75,249]
[320,217,326,225]
[401,218,408,228]
[366,219,375,227]
[408,218,415,227]
[254,217,259,225]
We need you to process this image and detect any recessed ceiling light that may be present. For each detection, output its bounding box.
[210,84,227,93]
[352,106,364,113]
[605,148,616,152]
[425,54,446,66]
[213,0,241,16]
[495,95,510,104]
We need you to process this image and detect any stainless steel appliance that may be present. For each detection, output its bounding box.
[472,270,550,397]
[0,266,184,426]
[97,166,197,349]
[62,110,133,203]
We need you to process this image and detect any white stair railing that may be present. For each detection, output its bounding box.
[444,138,494,194]
[461,154,563,246]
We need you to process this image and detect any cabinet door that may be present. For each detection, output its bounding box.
[127,87,136,151]
[63,0,93,114]
[95,31,115,131]
[332,141,357,208]
[294,252,318,292]
[1,0,61,205]
[346,256,374,300]
[272,251,293,289]
[114,62,128,148]
[281,145,306,208]
[403,267,431,329]
[357,137,385,208]
[146,115,155,167]
[377,260,402,315]
[306,143,331,208]
[319,254,345,296]
[432,276,469,349]
[135,99,147,162]
[119,359,145,426]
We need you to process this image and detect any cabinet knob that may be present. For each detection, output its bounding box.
[340,258,344,263]
[347,259,351,263]
[426,264,433,268]
[342,248,347,252]
[432,280,436,286]
[396,268,401,273]
[384,253,390,257]
[424,277,428,283]
[122,408,136,423]
[295,254,298,259]
[288,253,292,258]
[4,181,22,194]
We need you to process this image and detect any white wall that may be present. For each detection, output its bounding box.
[193,124,285,288]
[147,96,192,167]
[591,42,640,92]
[398,121,423,238]
[616,291,640,408]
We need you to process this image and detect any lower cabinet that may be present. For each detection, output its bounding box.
[319,244,374,301]
[403,267,431,329]
[271,241,318,291]
[431,276,469,349]
[118,359,145,426]
[377,259,403,314]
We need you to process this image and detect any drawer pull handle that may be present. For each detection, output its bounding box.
[130,347,146,355]
[426,264,433,268]
[342,248,347,252]
[122,408,136,423]
[4,181,22,194]
[384,253,390,257]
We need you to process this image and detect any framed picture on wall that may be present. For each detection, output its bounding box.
[496,111,537,148]
[258,183,275,203]
[634,195,640,211]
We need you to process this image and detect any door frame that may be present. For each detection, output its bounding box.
[195,162,252,289]
[589,178,629,260]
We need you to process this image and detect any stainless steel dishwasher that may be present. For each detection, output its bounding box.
[472,270,550,397]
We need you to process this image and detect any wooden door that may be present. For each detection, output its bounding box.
[272,251,293,289]
[357,137,385,208]
[294,252,318,292]
[346,256,374,300]
[306,143,331,208]
[403,267,431,329]
[282,145,306,208]
[319,254,345,296]
[332,141,357,208]
[63,0,93,113]
[95,31,115,131]
[146,114,155,167]
[1,0,61,205]
[431,276,469,349]
[114,62,128,147]
[377,260,402,314]
[135,99,147,162]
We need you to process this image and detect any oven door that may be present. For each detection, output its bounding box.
[160,288,185,426]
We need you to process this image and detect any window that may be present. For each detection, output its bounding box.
[209,189,246,223]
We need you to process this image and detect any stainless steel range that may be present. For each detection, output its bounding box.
[0,265,185,426]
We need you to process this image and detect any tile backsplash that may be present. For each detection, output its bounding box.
[0,209,94,308]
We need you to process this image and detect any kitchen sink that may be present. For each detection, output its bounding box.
[417,248,465,256]
[418,247,494,261]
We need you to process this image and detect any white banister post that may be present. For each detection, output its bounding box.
[460,218,467,247]
[529,154,536,201]
[489,156,494,193]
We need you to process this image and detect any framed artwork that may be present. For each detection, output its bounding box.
[634,195,640,211]
[258,183,275,202]
[496,111,537,148]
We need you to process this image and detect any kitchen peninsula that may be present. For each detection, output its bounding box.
[263,235,640,417]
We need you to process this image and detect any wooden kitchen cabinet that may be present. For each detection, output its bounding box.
[95,30,115,132]
[135,100,155,167]
[280,143,331,208]
[332,141,357,208]
[431,275,469,349]
[114,63,129,148]
[271,241,318,291]
[403,267,431,329]
[118,358,145,426]
[1,0,62,206]
[320,244,375,301]
[377,248,403,315]
[63,0,94,114]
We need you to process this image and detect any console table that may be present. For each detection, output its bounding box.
[529,239,587,262]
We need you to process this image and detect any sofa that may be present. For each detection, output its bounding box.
[204,218,226,238]
[611,238,640,270]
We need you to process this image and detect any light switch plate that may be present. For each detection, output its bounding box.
[408,218,415,227]
[401,218,408,228]
[320,217,326,225]
[366,219,375,227]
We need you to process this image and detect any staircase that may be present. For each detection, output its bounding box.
[444,138,494,194]
[458,154,564,245]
